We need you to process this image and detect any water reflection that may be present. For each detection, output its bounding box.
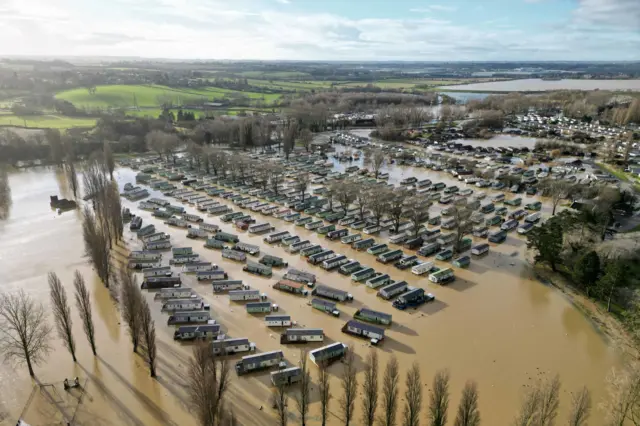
[0,166,12,220]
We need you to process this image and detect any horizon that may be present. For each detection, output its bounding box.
[0,0,638,61]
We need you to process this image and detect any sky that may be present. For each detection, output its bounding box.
[0,0,638,61]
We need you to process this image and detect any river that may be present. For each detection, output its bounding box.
[0,163,623,425]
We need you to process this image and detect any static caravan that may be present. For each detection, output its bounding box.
[173,324,221,341]
[300,245,323,257]
[129,251,162,261]
[265,315,292,327]
[518,222,534,234]
[214,232,239,244]
[289,240,312,253]
[141,276,181,290]
[395,255,420,270]
[129,259,161,270]
[282,235,301,246]
[389,233,409,245]
[392,288,432,310]
[172,247,193,256]
[305,220,324,230]
[143,266,172,278]
[144,241,169,252]
[229,289,262,302]
[235,350,284,375]
[142,232,170,243]
[342,320,385,342]
[167,310,211,325]
[243,262,273,277]
[246,302,273,314]
[367,243,388,255]
[170,254,200,265]
[341,233,362,244]
[351,267,376,283]
[377,249,404,264]
[339,261,362,276]
[354,308,392,325]
[280,328,324,344]
[208,205,231,215]
[260,255,288,268]
[317,224,336,236]
[197,201,219,211]
[326,228,349,241]
[196,270,227,281]
[353,238,376,251]
[154,287,194,300]
[271,367,302,386]
[311,298,340,316]
[429,268,455,284]
[183,262,214,273]
[161,298,209,312]
[309,342,348,365]
[411,261,434,275]
[264,231,291,244]
[249,223,274,234]
[204,238,227,250]
[212,338,255,356]
[212,280,246,292]
[366,273,392,289]
[182,214,203,223]
[321,255,349,271]
[308,250,335,265]
[312,284,352,302]
[234,242,260,256]
[200,223,219,232]
[295,216,314,226]
[525,212,541,223]
[378,281,408,300]
[283,269,316,285]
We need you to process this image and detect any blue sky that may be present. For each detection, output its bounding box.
[0,0,638,60]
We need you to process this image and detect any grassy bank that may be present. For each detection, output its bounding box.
[0,114,97,129]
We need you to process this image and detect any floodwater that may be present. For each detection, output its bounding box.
[439,78,640,92]
[349,129,539,150]
[0,162,623,425]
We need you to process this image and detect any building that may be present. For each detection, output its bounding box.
[342,320,385,341]
[280,328,324,344]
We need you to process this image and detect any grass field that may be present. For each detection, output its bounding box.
[55,85,281,109]
[335,79,473,90]
[238,71,313,80]
[0,114,97,129]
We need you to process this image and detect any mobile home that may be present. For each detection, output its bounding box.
[196,270,227,281]
[141,276,181,290]
[143,266,172,278]
[212,338,255,356]
[392,288,432,310]
[378,281,408,300]
[264,231,291,244]
[312,285,352,302]
[212,280,246,292]
[309,342,348,365]
[229,289,261,301]
[234,242,260,256]
[161,298,209,312]
[366,274,392,289]
[283,269,316,285]
[342,320,384,342]
[246,302,273,314]
[311,298,340,316]
[243,262,273,277]
[167,310,211,325]
[249,223,274,234]
[280,328,324,344]
[273,280,309,296]
[429,268,455,284]
[265,315,292,327]
[153,287,194,300]
[173,324,220,341]
[235,350,284,375]
[271,367,302,386]
[354,308,392,325]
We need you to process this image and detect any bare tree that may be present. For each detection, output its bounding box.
[270,164,286,196]
[299,128,313,152]
[273,382,289,426]
[139,297,157,377]
[428,369,450,426]
[73,271,96,356]
[66,157,79,199]
[403,361,423,426]
[537,374,560,426]
[318,360,332,426]
[295,349,311,426]
[120,269,142,353]
[48,272,76,362]
[452,205,473,253]
[335,182,356,214]
[82,206,112,288]
[369,189,390,226]
[295,173,311,203]
[0,166,12,220]
[365,149,387,178]
[105,183,124,243]
[386,190,409,233]
[540,179,572,216]
[103,141,115,180]
[340,349,358,426]
[603,365,640,426]
[454,381,480,426]
[146,130,165,159]
[361,350,379,426]
[567,387,590,426]
[404,197,431,237]
[187,343,231,426]
[0,290,52,376]
[283,120,297,160]
[380,355,400,426]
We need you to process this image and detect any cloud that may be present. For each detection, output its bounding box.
[275,0,290,3]
[573,0,640,30]
[0,0,636,60]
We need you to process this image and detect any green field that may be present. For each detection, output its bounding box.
[55,85,281,109]
[0,114,97,129]
[238,71,313,80]
[335,79,472,90]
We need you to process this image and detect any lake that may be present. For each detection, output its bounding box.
[0,163,622,425]
[439,78,640,92]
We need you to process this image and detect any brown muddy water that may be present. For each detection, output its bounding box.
[0,164,623,425]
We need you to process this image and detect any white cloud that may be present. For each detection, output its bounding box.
[0,0,636,60]
[410,5,457,13]
[573,0,640,30]
[275,0,290,3]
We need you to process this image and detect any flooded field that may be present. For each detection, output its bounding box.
[0,162,623,425]
[439,78,640,92]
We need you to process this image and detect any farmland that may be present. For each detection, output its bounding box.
[0,114,97,129]
[55,85,282,109]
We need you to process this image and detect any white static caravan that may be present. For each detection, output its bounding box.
[173,324,221,341]
[187,228,209,239]
[288,240,312,253]
[229,289,261,301]
[142,232,170,243]
[161,298,209,312]
[411,262,434,276]
[235,350,284,375]
[129,251,162,261]
[212,280,246,292]
[143,266,172,278]
[211,338,256,355]
[182,262,215,273]
[154,287,195,300]
[145,240,172,250]
[265,315,292,327]
[280,328,324,343]
[200,223,219,232]
[167,310,211,325]
[271,367,302,386]
[249,223,274,234]
[309,342,348,366]
[264,231,291,244]
[170,254,200,265]
[197,270,227,281]
[234,242,260,256]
